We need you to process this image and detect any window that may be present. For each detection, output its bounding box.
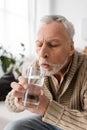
[0,0,50,57]
[0,0,35,57]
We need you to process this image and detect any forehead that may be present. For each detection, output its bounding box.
[36,21,68,40]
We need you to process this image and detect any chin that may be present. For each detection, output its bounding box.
[41,67,59,76]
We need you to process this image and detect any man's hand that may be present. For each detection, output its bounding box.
[11,76,50,116]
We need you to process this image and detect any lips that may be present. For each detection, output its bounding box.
[40,63,50,69]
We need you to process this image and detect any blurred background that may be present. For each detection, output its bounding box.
[0,1,87,129]
[0,0,87,77]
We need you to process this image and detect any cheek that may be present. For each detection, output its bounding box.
[49,51,61,63]
[50,49,68,64]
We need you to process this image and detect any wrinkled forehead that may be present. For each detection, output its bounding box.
[36,21,69,41]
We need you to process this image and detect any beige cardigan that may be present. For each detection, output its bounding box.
[5,51,87,130]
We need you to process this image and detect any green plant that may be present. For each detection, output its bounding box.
[0,43,25,78]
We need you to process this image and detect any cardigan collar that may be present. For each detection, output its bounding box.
[49,51,80,98]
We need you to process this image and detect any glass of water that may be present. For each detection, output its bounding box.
[22,66,45,108]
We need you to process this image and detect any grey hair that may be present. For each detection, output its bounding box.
[40,15,75,42]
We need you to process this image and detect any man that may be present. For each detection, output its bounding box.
[4,15,87,130]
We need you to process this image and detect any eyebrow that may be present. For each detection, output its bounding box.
[35,38,59,43]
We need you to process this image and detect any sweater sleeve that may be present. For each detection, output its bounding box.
[5,91,24,112]
[42,100,87,130]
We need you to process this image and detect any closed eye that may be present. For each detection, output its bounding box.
[36,40,61,48]
[36,41,43,47]
[47,41,60,48]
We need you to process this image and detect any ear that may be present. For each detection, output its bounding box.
[69,41,75,56]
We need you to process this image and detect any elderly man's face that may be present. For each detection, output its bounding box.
[36,21,74,75]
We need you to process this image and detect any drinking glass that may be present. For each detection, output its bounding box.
[22,66,45,108]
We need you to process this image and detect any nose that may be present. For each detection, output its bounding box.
[39,45,49,59]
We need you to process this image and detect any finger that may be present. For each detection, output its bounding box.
[14,98,25,111]
[25,105,39,113]
[11,82,22,89]
[18,76,28,89]
[12,89,25,98]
